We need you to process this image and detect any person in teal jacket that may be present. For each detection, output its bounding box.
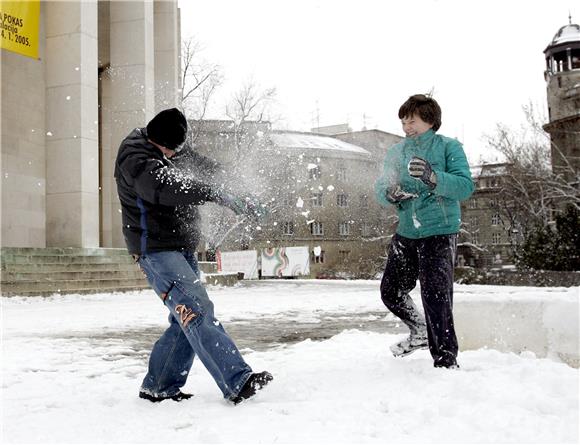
[375,94,474,368]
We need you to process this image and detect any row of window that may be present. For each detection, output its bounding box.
[309,249,351,264]
[282,193,370,208]
[467,198,499,209]
[468,214,502,227]
[281,221,374,237]
[477,178,502,188]
[470,232,503,245]
[308,165,348,181]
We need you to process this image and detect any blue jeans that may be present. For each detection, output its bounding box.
[137,250,252,399]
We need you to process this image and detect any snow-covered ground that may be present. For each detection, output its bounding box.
[2,280,579,444]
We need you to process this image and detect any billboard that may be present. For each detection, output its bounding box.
[217,250,259,279]
[0,1,40,59]
[261,246,310,277]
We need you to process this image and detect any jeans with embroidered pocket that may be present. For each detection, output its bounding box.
[138,250,252,399]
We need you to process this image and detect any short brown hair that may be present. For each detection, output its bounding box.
[398,94,442,132]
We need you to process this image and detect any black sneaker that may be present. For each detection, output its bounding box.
[230,371,273,405]
[434,356,460,369]
[139,390,194,403]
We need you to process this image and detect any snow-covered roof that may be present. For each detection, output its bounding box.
[480,164,509,177]
[270,131,371,156]
[470,165,483,179]
[470,163,510,179]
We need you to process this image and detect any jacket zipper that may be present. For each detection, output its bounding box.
[437,196,449,225]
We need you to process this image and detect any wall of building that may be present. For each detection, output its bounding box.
[0,0,181,249]
[252,150,393,277]
[0,7,47,248]
[546,70,580,121]
[332,129,402,164]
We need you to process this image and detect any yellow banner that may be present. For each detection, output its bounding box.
[0,1,40,59]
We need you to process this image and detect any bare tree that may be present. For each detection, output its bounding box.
[225,79,277,162]
[180,36,223,143]
[484,103,580,262]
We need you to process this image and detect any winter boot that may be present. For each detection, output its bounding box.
[434,355,460,369]
[139,390,193,403]
[390,332,429,357]
[230,371,273,405]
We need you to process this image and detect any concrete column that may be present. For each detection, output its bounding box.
[45,1,99,247]
[107,0,155,247]
[154,0,180,111]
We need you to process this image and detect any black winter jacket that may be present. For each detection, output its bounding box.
[115,128,222,255]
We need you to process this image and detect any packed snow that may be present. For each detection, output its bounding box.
[1,280,578,444]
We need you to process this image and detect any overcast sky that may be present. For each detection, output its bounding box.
[178,0,578,163]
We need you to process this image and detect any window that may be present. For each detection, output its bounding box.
[472,232,480,245]
[469,216,479,228]
[339,222,351,236]
[339,250,351,262]
[492,232,502,245]
[337,167,347,181]
[311,250,325,264]
[282,221,294,235]
[311,192,323,207]
[491,214,501,225]
[310,221,324,235]
[489,198,498,208]
[360,195,369,208]
[309,165,322,180]
[468,198,477,209]
[361,222,372,237]
[337,194,348,207]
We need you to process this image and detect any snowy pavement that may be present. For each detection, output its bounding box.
[1,280,579,444]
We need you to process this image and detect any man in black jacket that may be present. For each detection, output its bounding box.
[115,108,272,404]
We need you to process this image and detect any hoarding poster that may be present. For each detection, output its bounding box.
[216,250,258,279]
[261,246,310,278]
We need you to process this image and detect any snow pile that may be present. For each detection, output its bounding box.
[2,281,579,443]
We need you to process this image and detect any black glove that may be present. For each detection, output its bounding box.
[408,157,437,189]
[219,193,268,219]
[385,185,418,204]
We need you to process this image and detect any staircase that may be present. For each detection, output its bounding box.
[0,247,238,297]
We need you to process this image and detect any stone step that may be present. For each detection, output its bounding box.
[1,260,217,274]
[1,269,146,282]
[203,273,239,287]
[1,253,136,266]
[1,273,238,297]
[1,262,140,273]
[0,247,130,257]
[0,247,227,296]
[1,277,150,295]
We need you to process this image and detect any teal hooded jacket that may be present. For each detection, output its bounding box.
[375,129,474,239]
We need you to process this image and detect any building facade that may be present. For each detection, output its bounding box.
[458,163,513,268]
[1,0,181,249]
[190,121,398,277]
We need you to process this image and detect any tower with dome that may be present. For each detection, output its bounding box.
[543,15,580,174]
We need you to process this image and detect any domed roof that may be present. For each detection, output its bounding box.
[550,22,580,46]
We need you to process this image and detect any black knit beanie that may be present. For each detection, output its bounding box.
[146,108,187,150]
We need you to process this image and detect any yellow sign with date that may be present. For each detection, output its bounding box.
[0,0,40,59]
